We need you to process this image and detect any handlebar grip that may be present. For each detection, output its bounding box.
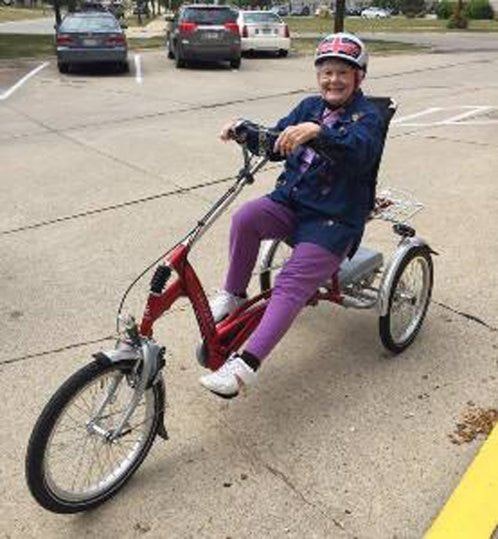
[232,120,280,156]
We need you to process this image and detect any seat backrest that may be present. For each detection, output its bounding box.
[365,96,397,211]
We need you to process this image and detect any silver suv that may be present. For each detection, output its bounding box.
[166,5,241,69]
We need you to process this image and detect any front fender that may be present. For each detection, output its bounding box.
[377,236,433,316]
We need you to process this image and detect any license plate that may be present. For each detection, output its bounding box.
[262,28,271,34]
[83,38,97,46]
[204,32,219,40]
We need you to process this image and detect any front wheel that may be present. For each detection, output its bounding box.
[379,246,433,353]
[25,358,162,513]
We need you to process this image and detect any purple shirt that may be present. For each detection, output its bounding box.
[298,107,342,174]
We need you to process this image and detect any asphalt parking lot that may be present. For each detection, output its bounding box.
[1,49,497,537]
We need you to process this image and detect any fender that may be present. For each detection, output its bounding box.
[377,236,434,316]
[93,340,168,440]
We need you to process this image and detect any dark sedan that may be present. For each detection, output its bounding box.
[55,11,128,73]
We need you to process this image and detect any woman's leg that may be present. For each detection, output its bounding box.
[224,197,296,296]
[244,242,345,361]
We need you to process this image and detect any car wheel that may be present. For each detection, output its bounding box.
[279,49,288,57]
[166,38,174,59]
[57,62,68,74]
[175,45,186,68]
[230,56,241,69]
[121,60,129,73]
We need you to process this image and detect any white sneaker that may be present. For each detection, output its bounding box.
[209,290,246,323]
[199,354,257,398]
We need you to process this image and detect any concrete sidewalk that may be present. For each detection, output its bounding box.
[125,16,166,39]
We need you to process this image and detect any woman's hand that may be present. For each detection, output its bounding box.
[220,119,240,142]
[274,122,321,156]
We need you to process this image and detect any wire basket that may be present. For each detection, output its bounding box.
[370,187,424,224]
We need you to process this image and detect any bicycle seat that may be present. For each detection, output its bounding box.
[337,246,383,287]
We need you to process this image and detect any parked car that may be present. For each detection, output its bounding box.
[291,4,311,15]
[166,5,241,69]
[345,6,363,16]
[237,10,290,57]
[55,11,128,73]
[360,6,391,17]
[270,4,290,16]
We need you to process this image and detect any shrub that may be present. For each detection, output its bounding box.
[401,0,425,17]
[464,0,494,19]
[447,11,469,27]
[436,0,456,18]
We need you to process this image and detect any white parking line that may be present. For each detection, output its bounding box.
[134,54,143,84]
[439,106,492,124]
[393,106,497,127]
[0,61,49,101]
[392,107,442,124]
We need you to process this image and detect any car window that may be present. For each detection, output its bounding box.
[243,12,282,23]
[182,8,237,24]
[60,15,120,32]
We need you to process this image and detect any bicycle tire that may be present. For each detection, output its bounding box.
[259,239,293,292]
[379,246,433,353]
[25,358,161,513]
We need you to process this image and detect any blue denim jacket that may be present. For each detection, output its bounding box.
[245,90,384,257]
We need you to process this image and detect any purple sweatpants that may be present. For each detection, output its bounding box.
[224,196,345,361]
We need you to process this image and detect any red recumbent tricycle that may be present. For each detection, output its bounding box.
[25,97,435,513]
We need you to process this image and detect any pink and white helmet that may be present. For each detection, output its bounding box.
[314,32,368,72]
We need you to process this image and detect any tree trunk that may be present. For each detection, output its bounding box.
[334,0,346,32]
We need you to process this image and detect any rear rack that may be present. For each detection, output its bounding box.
[370,187,424,224]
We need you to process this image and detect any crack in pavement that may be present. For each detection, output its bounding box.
[263,463,346,531]
[1,298,495,368]
[434,301,497,332]
[0,163,282,236]
[419,134,498,148]
[2,55,496,143]
[217,417,347,533]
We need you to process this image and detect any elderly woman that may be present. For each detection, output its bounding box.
[201,32,384,398]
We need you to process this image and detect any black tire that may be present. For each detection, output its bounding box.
[259,239,293,292]
[278,49,289,57]
[379,246,433,354]
[230,56,241,69]
[25,359,161,513]
[175,45,186,68]
[166,37,174,59]
[121,60,129,73]
[57,62,68,74]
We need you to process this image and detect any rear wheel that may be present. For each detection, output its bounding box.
[278,49,288,57]
[175,45,186,68]
[379,246,433,353]
[230,56,241,69]
[259,239,293,292]
[25,359,161,513]
[57,62,68,74]
[166,37,174,59]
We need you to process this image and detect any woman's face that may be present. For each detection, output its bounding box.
[316,59,358,107]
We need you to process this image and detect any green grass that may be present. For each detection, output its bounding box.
[0,33,54,59]
[292,36,428,56]
[285,15,498,34]
[0,6,52,23]
[0,33,167,59]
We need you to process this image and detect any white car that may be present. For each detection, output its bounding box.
[361,6,391,18]
[237,10,291,57]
